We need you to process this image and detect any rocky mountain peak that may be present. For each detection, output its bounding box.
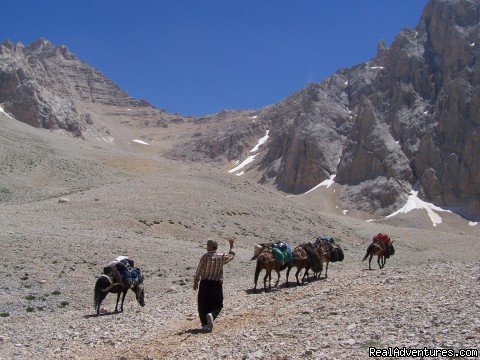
[0,38,155,137]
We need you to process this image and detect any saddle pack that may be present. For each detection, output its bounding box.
[302,243,322,273]
[329,245,344,262]
[315,236,335,245]
[103,256,142,288]
[373,233,391,245]
[271,242,293,264]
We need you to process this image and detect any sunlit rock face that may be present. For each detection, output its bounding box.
[250,0,480,218]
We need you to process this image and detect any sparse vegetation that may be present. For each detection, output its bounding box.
[59,301,69,308]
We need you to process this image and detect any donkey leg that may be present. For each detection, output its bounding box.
[295,268,302,285]
[377,256,382,269]
[115,292,121,312]
[120,290,128,312]
[325,262,329,278]
[302,268,309,284]
[274,270,281,288]
[369,255,373,270]
[286,266,292,287]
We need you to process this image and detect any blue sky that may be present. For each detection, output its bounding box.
[2,1,428,116]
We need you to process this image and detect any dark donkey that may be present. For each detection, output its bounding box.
[93,272,145,315]
[362,242,395,270]
[286,243,322,286]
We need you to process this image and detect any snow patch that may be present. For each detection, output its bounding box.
[250,130,269,153]
[228,154,258,173]
[228,130,269,175]
[133,139,149,145]
[286,174,336,197]
[470,42,475,47]
[0,105,13,119]
[369,66,384,70]
[342,210,348,215]
[366,219,376,222]
[250,115,258,119]
[385,190,451,227]
[344,80,349,86]
[302,174,336,195]
[469,221,478,226]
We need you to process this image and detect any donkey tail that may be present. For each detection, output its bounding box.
[362,244,374,261]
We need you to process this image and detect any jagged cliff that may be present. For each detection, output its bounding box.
[219,0,479,219]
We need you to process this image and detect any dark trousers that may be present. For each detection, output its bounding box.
[198,279,223,326]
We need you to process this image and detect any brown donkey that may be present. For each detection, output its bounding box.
[253,246,289,292]
[286,246,310,286]
[362,242,395,270]
[313,241,344,278]
[313,241,331,278]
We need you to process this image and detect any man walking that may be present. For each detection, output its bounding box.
[193,238,235,332]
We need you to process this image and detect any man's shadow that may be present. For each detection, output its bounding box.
[176,328,210,339]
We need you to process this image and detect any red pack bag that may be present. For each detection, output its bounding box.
[373,233,391,245]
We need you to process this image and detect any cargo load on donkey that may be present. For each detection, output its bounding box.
[103,256,142,288]
[271,241,293,265]
[373,233,391,246]
[314,236,344,262]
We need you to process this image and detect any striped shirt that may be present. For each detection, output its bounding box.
[194,250,235,286]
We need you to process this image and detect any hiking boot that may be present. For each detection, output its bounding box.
[201,324,211,332]
[206,313,214,331]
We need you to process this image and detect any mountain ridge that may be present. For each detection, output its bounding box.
[0,0,478,221]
